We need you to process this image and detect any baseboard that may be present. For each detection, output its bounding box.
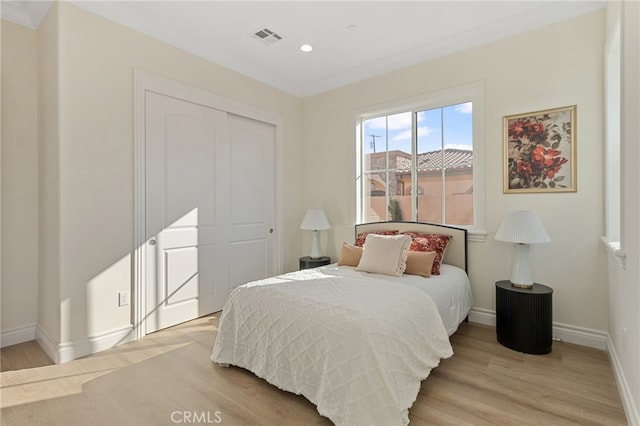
[607,336,640,426]
[553,321,608,350]
[0,324,36,348]
[467,307,607,350]
[36,324,135,364]
[35,324,59,363]
[468,307,495,326]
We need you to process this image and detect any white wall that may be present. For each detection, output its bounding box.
[302,11,608,331]
[606,1,640,423]
[1,20,39,346]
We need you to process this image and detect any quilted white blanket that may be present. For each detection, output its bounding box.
[211,268,453,426]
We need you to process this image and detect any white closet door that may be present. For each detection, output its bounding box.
[224,113,276,291]
[144,91,276,333]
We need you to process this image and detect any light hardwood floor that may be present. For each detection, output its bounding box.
[1,315,627,425]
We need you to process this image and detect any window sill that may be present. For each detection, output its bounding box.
[467,229,488,243]
[601,236,626,268]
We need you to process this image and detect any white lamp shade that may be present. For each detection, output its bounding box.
[300,209,330,231]
[495,210,550,244]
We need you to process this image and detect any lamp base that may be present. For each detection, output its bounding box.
[309,230,323,259]
[509,243,534,288]
[510,282,534,289]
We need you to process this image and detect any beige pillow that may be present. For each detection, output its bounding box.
[337,242,363,267]
[356,234,412,277]
[404,251,437,278]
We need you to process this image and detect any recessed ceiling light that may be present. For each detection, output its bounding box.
[300,44,313,52]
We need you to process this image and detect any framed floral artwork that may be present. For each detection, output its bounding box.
[503,105,577,193]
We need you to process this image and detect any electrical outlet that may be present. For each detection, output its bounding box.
[118,291,130,307]
[622,327,628,351]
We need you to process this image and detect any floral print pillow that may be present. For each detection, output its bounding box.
[355,230,399,247]
[401,232,452,275]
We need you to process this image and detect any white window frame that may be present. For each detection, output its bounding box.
[355,81,486,241]
[602,4,626,267]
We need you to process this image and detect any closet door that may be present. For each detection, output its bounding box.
[223,113,276,292]
[144,92,275,333]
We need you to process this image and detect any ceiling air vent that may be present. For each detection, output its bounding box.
[252,27,283,45]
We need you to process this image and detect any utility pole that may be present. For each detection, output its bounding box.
[369,134,381,153]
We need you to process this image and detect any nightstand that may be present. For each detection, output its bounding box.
[299,256,331,270]
[496,280,553,354]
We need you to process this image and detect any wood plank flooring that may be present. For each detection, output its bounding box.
[0,315,627,425]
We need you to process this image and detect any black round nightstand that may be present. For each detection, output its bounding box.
[496,280,553,354]
[299,256,331,270]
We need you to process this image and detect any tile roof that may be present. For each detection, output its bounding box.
[395,148,473,171]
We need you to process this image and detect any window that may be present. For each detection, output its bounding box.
[602,8,624,266]
[604,12,621,245]
[356,82,485,238]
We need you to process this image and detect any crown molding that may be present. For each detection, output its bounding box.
[1,1,53,29]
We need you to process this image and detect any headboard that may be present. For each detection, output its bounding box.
[354,221,468,272]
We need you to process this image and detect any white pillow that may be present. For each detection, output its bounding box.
[356,234,412,277]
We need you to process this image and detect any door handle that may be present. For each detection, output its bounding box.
[149,239,157,246]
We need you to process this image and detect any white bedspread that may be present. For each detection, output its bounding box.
[318,264,473,336]
[211,267,453,426]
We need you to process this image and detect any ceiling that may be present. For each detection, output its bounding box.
[2,1,605,97]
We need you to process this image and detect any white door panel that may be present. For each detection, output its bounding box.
[164,246,199,305]
[227,114,276,290]
[230,239,267,290]
[145,91,226,333]
[145,92,276,333]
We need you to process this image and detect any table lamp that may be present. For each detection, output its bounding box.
[495,210,550,288]
[300,209,331,259]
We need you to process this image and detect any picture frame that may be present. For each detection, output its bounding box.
[503,105,576,193]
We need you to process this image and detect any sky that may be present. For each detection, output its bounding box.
[363,102,473,154]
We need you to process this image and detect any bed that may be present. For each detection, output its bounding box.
[211,221,473,426]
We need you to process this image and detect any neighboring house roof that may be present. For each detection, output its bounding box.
[394,148,473,171]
